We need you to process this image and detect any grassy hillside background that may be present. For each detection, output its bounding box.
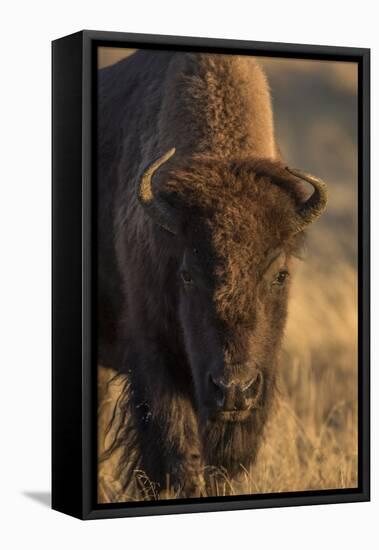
[97,49,358,502]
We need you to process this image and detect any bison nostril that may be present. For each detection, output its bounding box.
[209,375,226,409]
[243,370,264,405]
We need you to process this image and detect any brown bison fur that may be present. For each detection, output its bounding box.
[98,51,319,498]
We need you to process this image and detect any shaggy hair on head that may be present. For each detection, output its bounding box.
[163,156,306,323]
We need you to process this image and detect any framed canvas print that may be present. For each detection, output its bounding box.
[52,30,370,519]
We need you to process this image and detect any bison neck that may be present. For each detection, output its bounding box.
[158,53,276,161]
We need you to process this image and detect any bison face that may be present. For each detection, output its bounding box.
[177,242,292,424]
[175,215,298,472]
[137,150,327,469]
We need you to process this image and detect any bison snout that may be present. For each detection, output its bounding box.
[209,368,264,417]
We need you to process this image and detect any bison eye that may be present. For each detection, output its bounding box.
[181,270,193,285]
[273,270,289,285]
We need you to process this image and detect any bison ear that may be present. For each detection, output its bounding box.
[285,167,328,234]
[137,148,178,234]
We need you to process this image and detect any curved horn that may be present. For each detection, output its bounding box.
[286,167,328,234]
[138,148,177,234]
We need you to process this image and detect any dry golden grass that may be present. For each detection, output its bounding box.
[97,49,358,503]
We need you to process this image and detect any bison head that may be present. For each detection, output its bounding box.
[138,149,327,471]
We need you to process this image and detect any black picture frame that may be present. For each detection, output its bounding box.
[52,30,370,520]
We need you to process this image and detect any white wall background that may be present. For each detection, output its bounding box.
[0,1,376,548]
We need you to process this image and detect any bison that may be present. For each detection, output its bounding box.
[98,50,327,498]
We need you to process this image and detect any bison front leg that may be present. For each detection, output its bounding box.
[132,392,205,499]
